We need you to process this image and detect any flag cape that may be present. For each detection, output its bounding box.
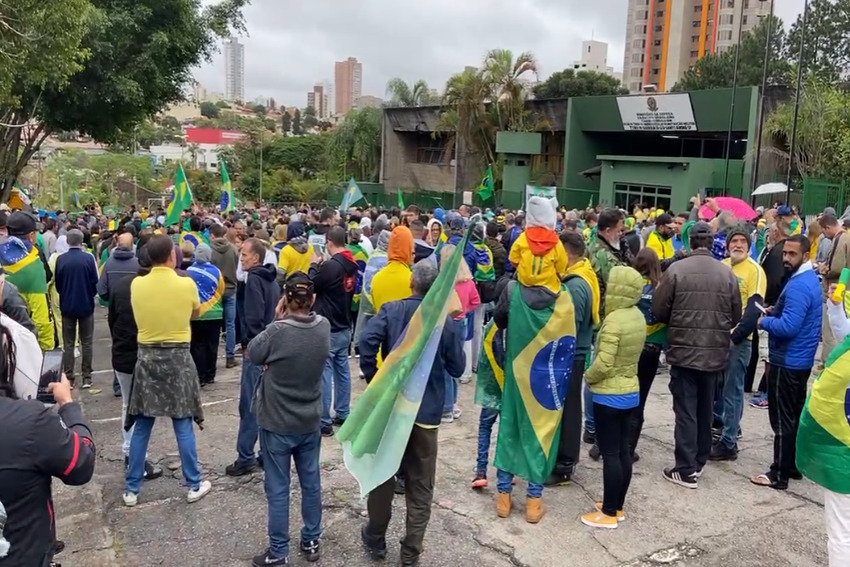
[0,237,47,293]
[494,282,576,484]
[477,166,494,201]
[474,320,506,411]
[470,241,495,282]
[165,164,193,227]
[220,161,234,213]
[796,335,850,494]
[340,177,364,212]
[347,243,369,311]
[338,225,471,497]
[180,231,208,248]
[187,262,224,318]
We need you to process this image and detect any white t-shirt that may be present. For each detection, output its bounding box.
[5,313,43,403]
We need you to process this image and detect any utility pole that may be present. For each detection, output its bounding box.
[751,0,775,199]
[721,0,747,194]
[785,0,809,203]
[259,133,264,204]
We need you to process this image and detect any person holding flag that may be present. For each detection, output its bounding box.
[478,166,494,202]
[164,164,193,229]
[220,161,235,214]
[491,196,574,524]
[340,177,364,212]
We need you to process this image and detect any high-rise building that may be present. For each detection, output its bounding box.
[622,0,770,93]
[224,37,245,102]
[307,82,332,119]
[334,57,362,115]
[572,40,624,84]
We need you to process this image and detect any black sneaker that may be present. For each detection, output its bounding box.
[544,471,571,486]
[632,452,640,464]
[300,539,320,562]
[711,427,722,442]
[394,476,406,495]
[321,425,334,437]
[81,378,92,390]
[252,549,288,566]
[588,444,600,461]
[332,416,347,427]
[226,357,238,369]
[709,443,738,461]
[144,460,164,480]
[582,429,596,444]
[789,469,803,481]
[225,460,258,477]
[662,467,698,489]
[54,540,65,555]
[361,526,387,560]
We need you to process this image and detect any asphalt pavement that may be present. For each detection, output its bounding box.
[51,308,829,566]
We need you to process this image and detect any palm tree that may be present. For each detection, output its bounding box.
[481,49,539,131]
[438,68,496,165]
[385,78,434,107]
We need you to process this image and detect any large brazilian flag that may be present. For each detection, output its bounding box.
[796,336,850,494]
[494,283,576,484]
[475,320,506,411]
[338,224,471,497]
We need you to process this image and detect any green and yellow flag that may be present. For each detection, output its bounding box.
[494,282,576,484]
[338,225,472,497]
[796,333,850,494]
[165,164,193,228]
[220,161,234,213]
[397,188,404,209]
[478,166,494,201]
[475,320,506,411]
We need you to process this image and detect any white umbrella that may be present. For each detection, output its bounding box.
[751,182,790,196]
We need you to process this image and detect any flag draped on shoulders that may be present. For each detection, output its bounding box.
[347,243,369,312]
[475,320,506,411]
[338,226,472,497]
[0,237,46,293]
[181,231,208,248]
[796,338,850,494]
[187,262,224,318]
[494,283,576,484]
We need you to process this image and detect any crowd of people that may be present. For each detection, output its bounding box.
[0,195,848,567]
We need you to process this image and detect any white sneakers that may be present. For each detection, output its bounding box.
[123,480,212,507]
[187,480,212,503]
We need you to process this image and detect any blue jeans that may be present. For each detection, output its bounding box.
[260,429,323,558]
[583,382,595,433]
[321,329,351,427]
[496,469,543,497]
[719,340,753,450]
[236,359,261,465]
[126,416,201,494]
[443,371,457,414]
[476,408,499,474]
[222,293,236,358]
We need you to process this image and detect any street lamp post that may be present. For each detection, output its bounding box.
[785,0,809,204]
[722,0,748,194]
[751,0,775,200]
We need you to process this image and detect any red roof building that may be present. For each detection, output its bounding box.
[184,128,245,145]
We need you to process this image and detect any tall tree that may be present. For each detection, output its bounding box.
[303,106,319,129]
[533,69,628,99]
[328,107,381,182]
[292,108,302,135]
[200,101,220,118]
[385,78,434,107]
[672,15,792,91]
[281,110,292,133]
[0,0,247,200]
[481,48,539,131]
[788,0,850,83]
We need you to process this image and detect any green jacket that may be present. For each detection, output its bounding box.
[588,235,630,313]
[585,266,645,396]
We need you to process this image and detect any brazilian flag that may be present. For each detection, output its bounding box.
[470,241,495,283]
[0,237,47,293]
[347,242,369,312]
[494,283,576,484]
[180,231,208,248]
[474,320,505,411]
[796,336,850,494]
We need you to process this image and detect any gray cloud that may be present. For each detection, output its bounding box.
[192,0,806,107]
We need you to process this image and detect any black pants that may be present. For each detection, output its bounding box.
[629,344,661,454]
[669,366,719,477]
[366,426,438,563]
[553,354,586,476]
[190,319,221,383]
[744,330,759,393]
[595,403,635,516]
[61,313,94,381]
[767,365,810,482]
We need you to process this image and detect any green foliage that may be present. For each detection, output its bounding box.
[788,0,850,83]
[303,106,319,129]
[200,101,220,118]
[385,78,436,107]
[292,109,303,135]
[327,107,382,182]
[253,104,267,116]
[533,69,628,98]
[671,16,792,91]
[281,111,292,133]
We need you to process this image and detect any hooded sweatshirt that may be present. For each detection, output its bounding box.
[509,228,568,293]
[371,226,414,314]
[96,247,139,303]
[243,263,280,345]
[278,222,311,277]
[210,237,239,296]
[309,248,358,332]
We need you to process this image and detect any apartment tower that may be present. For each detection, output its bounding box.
[334,57,362,115]
[622,0,770,93]
[224,37,245,102]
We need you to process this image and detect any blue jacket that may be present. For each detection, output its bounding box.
[760,263,822,370]
[55,248,98,318]
[359,296,466,426]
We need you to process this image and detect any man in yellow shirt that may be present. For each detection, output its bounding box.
[646,213,676,261]
[711,226,766,461]
[124,234,211,507]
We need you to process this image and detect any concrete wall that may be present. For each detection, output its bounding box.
[381,129,456,194]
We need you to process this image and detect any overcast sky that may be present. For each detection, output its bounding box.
[192,0,806,108]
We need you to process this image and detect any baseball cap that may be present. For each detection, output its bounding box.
[655,213,675,227]
[776,205,793,217]
[285,271,314,300]
[690,221,713,238]
[6,211,37,236]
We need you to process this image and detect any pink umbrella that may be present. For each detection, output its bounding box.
[699,197,758,221]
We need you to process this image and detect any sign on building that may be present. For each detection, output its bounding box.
[525,185,558,211]
[616,94,697,131]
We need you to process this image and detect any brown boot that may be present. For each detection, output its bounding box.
[496,492,512,518]
[525,496,545,524]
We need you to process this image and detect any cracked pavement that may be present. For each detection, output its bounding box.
[52,310,829,566]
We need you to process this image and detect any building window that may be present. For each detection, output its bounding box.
[630,81,642,91]
[633,38,646,48]
[654,39,662,46]
[720,14,734,25]
[654,54,661,60]
[726,0,734,7]
[690,50,699,57]
[656,10,664,16]
[743,0,749,8]
[636,10,648,19]
[652,68,659,75]
[630,68,644,78]
[632,53,645,63]
[587,45,591,52]
[694,4,702,11]
[742,15,748,25]
[718,30,733,41]
[655,24,663,32]
[614,184,672,212]
[691,35,699,42]
[634,24,647,34]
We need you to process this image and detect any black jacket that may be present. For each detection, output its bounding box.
[242,263,280,347]
[760,240,788,307]
[485,236,507,279]
[359,296,465,425]
[0,398,95,566]
[107,274,138,374]
[309,250,358,332]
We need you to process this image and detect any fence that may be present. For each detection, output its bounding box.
[801,179,846,216]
